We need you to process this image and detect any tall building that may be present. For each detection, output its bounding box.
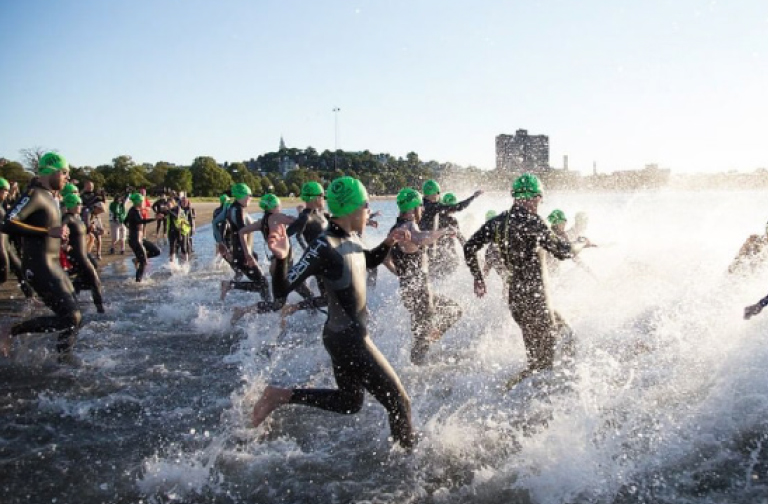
[495,129,550,172]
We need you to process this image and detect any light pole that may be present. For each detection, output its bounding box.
[333,107,340,171]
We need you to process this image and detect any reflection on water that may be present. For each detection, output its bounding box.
[2,191,768,504]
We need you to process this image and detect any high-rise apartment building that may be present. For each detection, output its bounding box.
[495,129,550,172]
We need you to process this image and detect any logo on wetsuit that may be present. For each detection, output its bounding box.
[7,196,30,221]
[287,240,327,284]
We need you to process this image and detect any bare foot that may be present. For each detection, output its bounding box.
[252,386,293,428]
[220,280,230,301]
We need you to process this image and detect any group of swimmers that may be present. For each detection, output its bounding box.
[2,151,767,451]
[0,152,199,356]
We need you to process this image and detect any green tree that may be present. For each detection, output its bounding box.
[149,162,174,188]
[190,156,232,196]
[164,167,193,194]
[0,161,33,185]
[273,180,288,196]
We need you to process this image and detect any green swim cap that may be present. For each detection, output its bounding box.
[231,183,252,200]
[327,176,368,217]
[512,173,543,200]
[422,179,440,196]
[396,187,422,213]
[0,178,9,190]
[62,193,82,209]
[129,192,144,205]
[61,183,79,197]
[259,193,280,212]
[300,181,325,203]
[548,209,567,226]
[441,192,457,206]
[219,194,230,205]
[39,152,69,175]
[485,210,497,221]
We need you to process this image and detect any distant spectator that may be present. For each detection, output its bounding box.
[109,194,127,254]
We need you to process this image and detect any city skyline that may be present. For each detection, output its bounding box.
[1,1,766,174]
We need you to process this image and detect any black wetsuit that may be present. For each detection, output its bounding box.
[167,205,191,259]
[292,208,330,310]
[226,201,272,305]
[2,185,82,353]
[433,213,468,278]
[152,197,169,235]
[62,212,104,313]
[272,220,414,448]
[419,194,478,278]
[390,217,462,364]
[125,206,161,282]
[464,203,577,372]
[260,211,314,306]
[0,200,35,298]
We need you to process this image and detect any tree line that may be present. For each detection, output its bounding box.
[0,146,502,198]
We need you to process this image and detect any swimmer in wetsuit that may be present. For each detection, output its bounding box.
[61,193,104,313]
[230,193,315,320]
[464,173,589,388]
[250,176,415,449]
[418,179,483,279]
[125,192,161,282]
[431,192,469,278]
[219,183,272,305]
[0,153,82,356]
[235,181,329,323]
[388,187,463,364]
[0,178,36,301]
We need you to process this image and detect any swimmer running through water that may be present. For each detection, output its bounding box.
[250,176,416,449]
[0,153,82,356]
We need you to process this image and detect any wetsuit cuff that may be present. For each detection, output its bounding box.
[759,296,768,308]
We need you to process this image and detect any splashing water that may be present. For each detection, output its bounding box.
[2,190,768,504]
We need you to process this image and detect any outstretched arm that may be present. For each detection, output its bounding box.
[745,294,768,320]
[464,218,497,297]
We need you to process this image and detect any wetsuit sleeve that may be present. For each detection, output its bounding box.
[212,208,228,243]
[285,208,311,238]
[272,238,328,299]
[537,221,576,260]
[464,219,498,282]
[445,194,477,214]
[2,191,49,237]
[365,240,393,269]
[125,208,155,227]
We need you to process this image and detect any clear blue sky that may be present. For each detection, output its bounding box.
[1,0,766,174]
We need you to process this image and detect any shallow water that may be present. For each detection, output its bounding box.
[2,190,768,503]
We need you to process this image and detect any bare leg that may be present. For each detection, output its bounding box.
[252,386,293,428]
[0,326,12,358]
[220,280,230,301]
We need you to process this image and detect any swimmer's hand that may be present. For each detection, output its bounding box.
[49,226,68,240]
[744,303,763,320]
[473,189,484,198]
[385,228,410,246]
[267,224,290,260]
